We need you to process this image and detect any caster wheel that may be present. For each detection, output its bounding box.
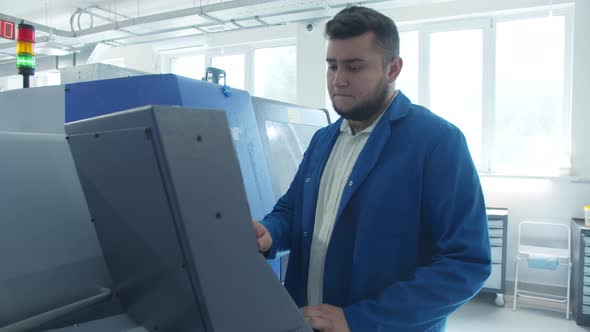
[495,294,505,307]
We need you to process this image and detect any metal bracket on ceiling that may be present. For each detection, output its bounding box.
[230,19,245,29]
[254,16,270,27]
[199,12,225,25]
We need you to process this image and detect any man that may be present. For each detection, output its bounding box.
[253,6,491,332]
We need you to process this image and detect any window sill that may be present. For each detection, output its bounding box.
[478,173,590,184]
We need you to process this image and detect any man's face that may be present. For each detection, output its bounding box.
[326,32,401,121]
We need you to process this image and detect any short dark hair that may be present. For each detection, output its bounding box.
[324,6,400,65]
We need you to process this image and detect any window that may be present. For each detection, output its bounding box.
[166,42,296,101]
[430,29,483,165]
[493,16,567,176]
[254,45,297,103]
[171,55,205,80]
[212,54,245,89]
[397,30,419,103]
[397,9,572,176]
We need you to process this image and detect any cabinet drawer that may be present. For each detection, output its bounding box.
[584,295,590,306]
[489,228,503,238]
[490,238,503,246]
[491,246,503,263]
[484,263,502,290]
[488,219,504,229]
[584,304,590,315]
[584,285,590,296]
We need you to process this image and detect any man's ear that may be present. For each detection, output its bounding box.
[387,57,403,83]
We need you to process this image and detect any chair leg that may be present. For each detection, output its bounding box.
[513,258,520,311]
[566,262,572,320]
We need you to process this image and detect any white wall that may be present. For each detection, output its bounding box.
[295,20,328,109]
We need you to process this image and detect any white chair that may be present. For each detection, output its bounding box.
[513,221,572,319]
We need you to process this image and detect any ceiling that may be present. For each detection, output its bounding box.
[0,0,435,61]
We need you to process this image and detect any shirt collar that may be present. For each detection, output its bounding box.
[340,90,398,135]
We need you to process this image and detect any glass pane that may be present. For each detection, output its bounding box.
[430,29,483,166]
[254,46,297,104]
[265,121,321,198]
[397,30,419,103]
[171,55,205,80]
[212,54,245,89]
[494,16,566,176]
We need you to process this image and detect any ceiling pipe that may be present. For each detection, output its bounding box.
[73,7,141,37]
[99,5,338,45]
[64,0,274,37]
[1,0,389,43]
[87,5,134,22]
[0,0,391,52]
[0,0,273,38]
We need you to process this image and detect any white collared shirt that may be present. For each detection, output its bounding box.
[307,91,397,305]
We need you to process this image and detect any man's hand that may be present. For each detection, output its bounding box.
[300,304,351,332]
[252,220,272,253]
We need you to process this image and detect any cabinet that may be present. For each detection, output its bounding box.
[482,208,508,306]
[571,218,590,325]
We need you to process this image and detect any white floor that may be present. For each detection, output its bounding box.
[447,295,590,332]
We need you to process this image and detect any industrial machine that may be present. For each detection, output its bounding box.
[0,74,329,331]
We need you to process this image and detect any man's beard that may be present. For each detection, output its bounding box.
[332,79,390,122]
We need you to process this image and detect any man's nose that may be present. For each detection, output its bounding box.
[332,69,348,87]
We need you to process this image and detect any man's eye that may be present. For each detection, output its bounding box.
[349,66,361,72]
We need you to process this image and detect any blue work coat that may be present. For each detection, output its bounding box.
[261,91,492,331]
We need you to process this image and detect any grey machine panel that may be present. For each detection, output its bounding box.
[47,314,145,332]
[60,64,147,85]
[65,105,311,332]
[0,86,117,331]
[0,85,67,134]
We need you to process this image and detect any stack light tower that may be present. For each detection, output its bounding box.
[16,23,35,88]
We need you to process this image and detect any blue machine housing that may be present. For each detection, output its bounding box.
[64,74,279,275]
